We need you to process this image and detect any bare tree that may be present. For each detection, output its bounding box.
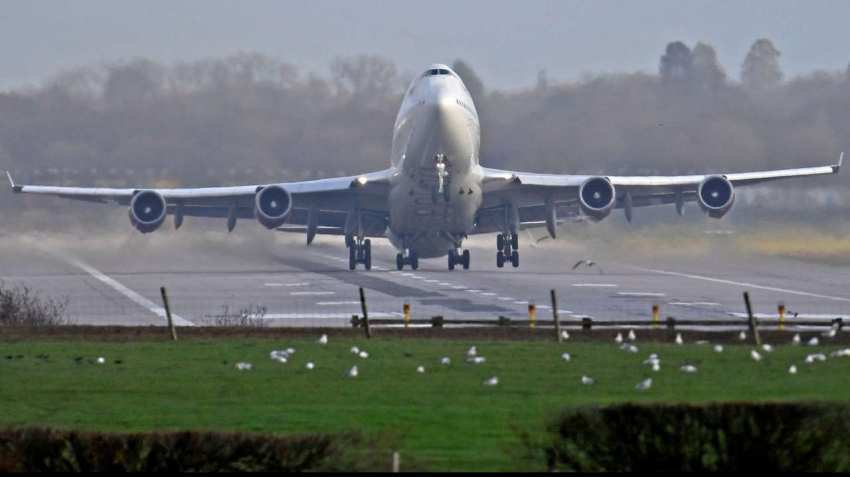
[659,41,693,83]
[742,38,783,90]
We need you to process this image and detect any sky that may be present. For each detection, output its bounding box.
[1,0,849,90]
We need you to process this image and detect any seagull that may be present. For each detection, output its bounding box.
[561,352,571,362]
[643,353,659,364]
[467,346,478,357]
[635,378,653,390]
[792,334,801,345]
[571,259,596,270]
[829,349,850,358]
[713,345,724,353]
[808,337,820,346]
[561,330,570,340]
[359,351,369,359]
[416,365,425,374]
[739,331,747,341]
[762,344,774,353]
[805,353,827,363]
[624,344,639,353]
[615,333,623,344]
[788,365,797,374]
[652,361,661,372]
[440,357,451,365]
[235,362,253,371]
[483,376,499,386]
[305,362,315,370]
[675,333,683,345]
[286,348,296,354]
[96,357,106,364]
[348,365,359,378]
[318,334,328,345]
[350,346,360,354]
[823,326,838,338]
[468,356,487,364]
[581,375,594,385]
[680,364,698,373]
[627,329,637,341]
[751,350,762,362]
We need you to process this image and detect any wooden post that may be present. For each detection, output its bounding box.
[359,287,371,339]
[743,291,761,346]
[402,303,411,328]
[528,303,536,328]
[551,289,562,343]
[160,287,178,341]
[652,304,660,328]
[666,316,676,339]
[392,451,400,473]
[778,303,786,331]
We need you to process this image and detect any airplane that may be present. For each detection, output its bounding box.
[6,63,844,271]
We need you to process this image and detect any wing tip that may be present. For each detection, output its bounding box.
[5,171,21,192]
[835,152,844,173]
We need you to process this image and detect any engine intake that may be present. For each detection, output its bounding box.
[129,190,167,233]
[698,175,735,218]
[255,185,292,229]
[578,177,616,220]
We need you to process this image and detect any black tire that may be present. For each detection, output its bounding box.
[345,235,353,248]
[448,252,455,271]
[497,234,505,251]
[411,251,419,270]
[364,240,372,270]
[396,253,404,270]
[511,250,519,268]
[462,249,470,270]
[511,234,519,250]
[349,246,357,270]
[496,251,505,268]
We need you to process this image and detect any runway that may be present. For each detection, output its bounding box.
[2,227,850,328]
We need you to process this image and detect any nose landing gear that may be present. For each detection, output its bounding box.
[496,233,519,268]
[348,237,372,270]
[396,249,419,270]
[448,249,470,270]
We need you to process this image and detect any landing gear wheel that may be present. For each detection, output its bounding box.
[396,253,404,270]
[511,250,519,268]
[349,246,357,270]
[345,235,354,248]
[364,239,372,270]
[496,251,505,268]
[462,249,470,270]
[511,234,519,250]
[497,234,505,251]
[410,251,419,270]
[448,251,456,271]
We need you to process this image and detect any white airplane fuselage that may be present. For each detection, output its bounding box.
[386,65,483,258]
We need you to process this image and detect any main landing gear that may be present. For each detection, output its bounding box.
[396,250,419,270]
[496,233,519,268]
[448,249,470,270]
[347,237,371,270]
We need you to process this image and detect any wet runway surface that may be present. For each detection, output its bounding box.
[2,230,850,328]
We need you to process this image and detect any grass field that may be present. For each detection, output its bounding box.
[2,336,850,471]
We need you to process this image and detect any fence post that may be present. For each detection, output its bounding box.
[652,304,660,329]
[778,303,786,331]
[743,291,761,346]
[528,303,537,329]
[392,451,400,473]
[498,316,511,327]
[403,303,411,328]
[666,316,676,339]
[160,287,178,342]
[350,315,360,328]
[431,316,444,328]
[551,289,562,342]
[359,287,371,339]
[581,317,592,330]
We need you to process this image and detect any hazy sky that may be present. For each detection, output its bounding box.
[2,0,848,90]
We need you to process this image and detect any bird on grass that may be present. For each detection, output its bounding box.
[305,362,315,370]
[561,330,570,340]
[561,352,571,362]
[651,361,661,372]
[804,353,827,364]
[792,334,801,345]
[467,346,478,357]
[348,365,359,378]
[440,357,451,365]
[750,350,762,362]
[581,375,594,385]
[416,366,425,374]
[318,334,328,345]
[675,333,683,345]
[788,365,798,374]
[350,346,360,354]
[635,378,652,391]
[628,329,637,341]
[468,356,487,364]
[713,345,724,353]
[808,337,820,346]
[615,333,623,344]
[761,344,774,353]
[235,362,253,371]
[483,376,499,386]
[680,364,698,373]
[359,351,369,359]
[621,344,639,353]
[739,331,747,341]
[96,357,106,365]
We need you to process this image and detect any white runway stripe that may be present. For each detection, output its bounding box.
[669,301,721,307]
[316,301,361,306]
[572,283,618,288]
[262,312,401,319]
[617,292,666,297]
[264,283,284,287]
[290,291,335,296]
[61,256,195,326]
[286,282,310,287]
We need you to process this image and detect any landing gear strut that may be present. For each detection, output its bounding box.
[348,238,372,270]
[396,249,419,270]
[496,233,519,268]
[448,249,470,270]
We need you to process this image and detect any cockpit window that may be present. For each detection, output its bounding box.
[424,68,453,77]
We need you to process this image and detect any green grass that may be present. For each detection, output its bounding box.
[1,337,850,470]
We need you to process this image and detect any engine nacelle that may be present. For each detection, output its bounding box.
[255,185,292,229]
[578,176,616,221]
[129,190,167,234]
[698,175,735,218]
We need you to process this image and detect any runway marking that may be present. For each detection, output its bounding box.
[466,289,482,293]
[373,266,386,271]
[316,301,361,306]
[669,301,721,307]
[425,279,440,283]
[452,285,466,290]
[617,292,666,297]
[572,283,618,288]
[480,292,497,296]
[262,312,401,319]
[498,297,514,301]
[60,256,195,326]
[633,266,850,303]
[537,305,551,310]
[264,283,285,287]
[514,300,528,305]
[438,282,451,286]
[558,309,574,314]
[290,291,335,296]
[286,282,310,287]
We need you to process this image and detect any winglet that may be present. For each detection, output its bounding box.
[5,171,21,192]
[835,152,844,173]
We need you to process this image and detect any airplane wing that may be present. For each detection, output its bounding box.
[6,168,396,239]
[476,153,843,235]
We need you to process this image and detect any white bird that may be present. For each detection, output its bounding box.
[823,327,838,338]
[96,357,106,364]
[466,346,478,357]
[627,329,636,341]
[561,352,571,362]
[680,364,698,373]
[713,345,724,353]
[792,334,801,345]
[416,365,425,374]
[305,362,315,370]
[643,354,659,364]
[440,356,451,365]
[635,378,652,391]
[350,346,360,354]
[348,365,358,378]
[359,351,369,359]
[581,375,594,385]
[675,333,683,345]
[270,350,289,363]
[561,330,570,340]
[318,334,328,345]
[739,331,747,341]
[235,362,253,371]
[286,348,296,354]
[624,344,639,353]
[829,349,850,358]
[469,356,487,364]
[788,365,797,374]
[762,344,774,353]
[651,361,661,372]
[483,376,499,386]
[751,350,762,362]
[805,353,827,363]
[808,337,820,346]
[614,333,623,344]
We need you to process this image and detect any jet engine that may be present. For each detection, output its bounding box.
[255,185,292,229]
[129,190,167,233]
[578,176,616,220]
[698,175,735,218]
